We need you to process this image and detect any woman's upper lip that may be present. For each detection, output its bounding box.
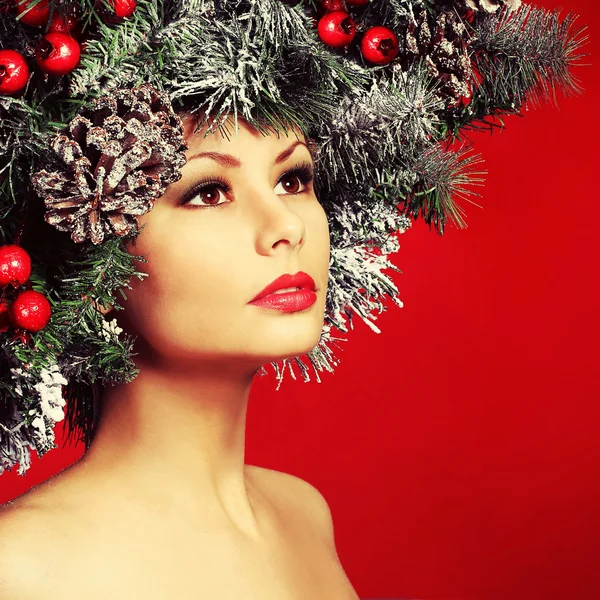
[250,272,316,302]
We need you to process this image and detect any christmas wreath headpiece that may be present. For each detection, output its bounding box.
[0,0,587,475]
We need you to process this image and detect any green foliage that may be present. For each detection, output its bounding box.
[448,5,588,135]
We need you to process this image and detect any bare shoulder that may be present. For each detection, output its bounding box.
[0,504,64,599]
[248,465,336,547]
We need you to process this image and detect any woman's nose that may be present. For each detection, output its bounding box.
[250,190,306,256]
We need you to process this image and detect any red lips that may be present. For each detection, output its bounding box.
[250,271,316,302]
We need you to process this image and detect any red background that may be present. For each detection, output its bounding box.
[2,1,599,598]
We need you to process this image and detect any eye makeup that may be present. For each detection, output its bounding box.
[283,161,315,188]
[179,160,315,209]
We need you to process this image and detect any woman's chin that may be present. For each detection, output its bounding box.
[251,332,324,364]
[139,331,323,369]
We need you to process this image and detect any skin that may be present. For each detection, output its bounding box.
[55,111,332,541]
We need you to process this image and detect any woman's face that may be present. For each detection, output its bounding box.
[119,113,330,370]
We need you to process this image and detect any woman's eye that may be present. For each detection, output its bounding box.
[274,174,305,195]
[182,165,313,208]
[183,184,229,208]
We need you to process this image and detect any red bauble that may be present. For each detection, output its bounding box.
[0,299,10,333]
[345,0,370,5]
[321,0,345,11]
[0,245,31,288]
[0,49,29,95]
[16,0,50,27]
[318,11,356,49]
[35,32,80,76]
[112,0,136,18]
[96,0,137,23]
[9,290,52,332]
[360,26,399,65]
[48,13,79,34]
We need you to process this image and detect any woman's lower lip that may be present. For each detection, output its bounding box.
[249,289,317,312]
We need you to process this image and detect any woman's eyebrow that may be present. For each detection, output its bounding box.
[187,140,309,168]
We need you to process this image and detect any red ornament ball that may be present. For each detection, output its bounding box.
[9,290,52,332]
[0,245,31,288]
[321,0,345,11]
[345,0,370,5]
[0,49,29,95]
[96,0,137,23]
[360,26,399,65]
[112,0,136,18]
[16,0,50,27]
[48,13,79,34]
[0,299,10,333]
[35,32,80,76]
[318,11,356,49]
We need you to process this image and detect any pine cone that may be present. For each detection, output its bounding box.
[403,10,473,106]
[463,0,522,13]
[31,85,188,245]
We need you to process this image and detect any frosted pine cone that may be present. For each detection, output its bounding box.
[463,0,522,12]
[403,10,473,106]
[31,85,188,245]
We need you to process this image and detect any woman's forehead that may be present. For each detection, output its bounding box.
[180,112,305,146]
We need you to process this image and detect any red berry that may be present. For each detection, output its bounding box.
[0,245,31,288]
[345,0,369,5]
[317,11,356,49]
[96,0,136,23]
[0,49,29,95]
[35,32,80,76]
[9,290,52,332]
[48,13,79,34]
[16,0,50,27]
[0,298,10,333]
[112,0,136,18]
[360,26,399,65]
[321,0,344,11]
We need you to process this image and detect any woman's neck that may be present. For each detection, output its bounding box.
[71,357,263,537]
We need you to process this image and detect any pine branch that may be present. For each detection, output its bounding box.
[361,0,430,32]
[400,143,486,234]
[314,62,443,195]
[159,0,365,134]
[450,5,588,133]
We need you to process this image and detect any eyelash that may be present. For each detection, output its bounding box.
[180,162,315,209]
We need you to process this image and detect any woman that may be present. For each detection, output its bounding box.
[0,109,361,598]
[0,1,585,597]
